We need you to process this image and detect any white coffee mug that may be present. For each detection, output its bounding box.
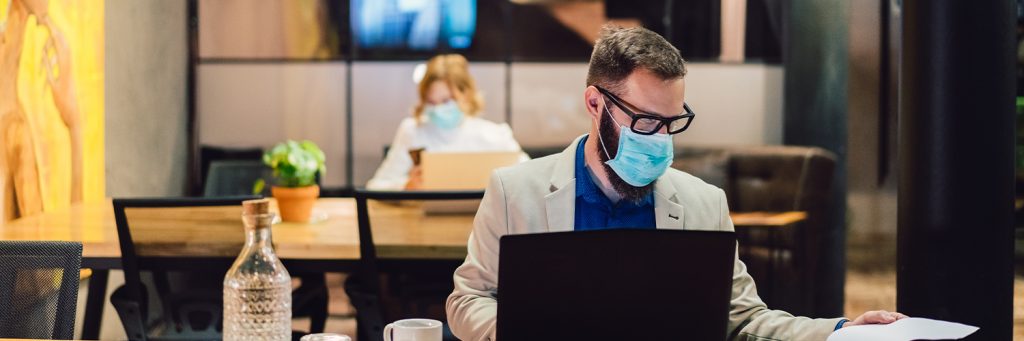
[300,333,351,341]
[299,331,352,339]
[383,318,442,341]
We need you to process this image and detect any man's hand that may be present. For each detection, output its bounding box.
[844,310,909,328]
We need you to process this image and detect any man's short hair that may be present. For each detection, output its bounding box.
[586,25,687,92]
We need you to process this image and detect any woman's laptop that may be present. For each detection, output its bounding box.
[419,151,520,213]
[496,229,736,341]
[420,151,521,190]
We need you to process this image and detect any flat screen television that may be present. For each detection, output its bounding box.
[351,0,498,60]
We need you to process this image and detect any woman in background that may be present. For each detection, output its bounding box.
[367,54,527,190]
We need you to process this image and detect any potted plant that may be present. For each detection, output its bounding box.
[257,140,326,222]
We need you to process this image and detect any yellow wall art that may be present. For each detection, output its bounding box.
[1,0,104,222]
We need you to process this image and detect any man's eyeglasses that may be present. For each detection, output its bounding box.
[595,86,695,135]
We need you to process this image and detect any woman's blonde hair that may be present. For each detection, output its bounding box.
[413,54,484,120]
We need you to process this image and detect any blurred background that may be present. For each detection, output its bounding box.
[1,0,1020,339]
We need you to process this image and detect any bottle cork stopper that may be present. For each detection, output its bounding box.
[242,198,271,215]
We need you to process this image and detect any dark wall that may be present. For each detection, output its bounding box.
[782,0,848,317]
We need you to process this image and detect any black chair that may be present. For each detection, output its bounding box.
[196,146,264,195]
[110,196,328,340]
[0,241,82,340]
[347,189,484,341]
[198,145,322,195]
[203,160,274,197]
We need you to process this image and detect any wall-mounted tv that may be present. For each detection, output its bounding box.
[352,0,500,60]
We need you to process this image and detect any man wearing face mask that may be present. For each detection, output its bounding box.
[446,25,906,341]
[367,54,529,190]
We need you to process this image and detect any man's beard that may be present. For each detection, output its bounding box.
[597,110,656,203]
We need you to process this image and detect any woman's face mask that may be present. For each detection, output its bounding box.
[425,100,464,130]
[597,105,674,187]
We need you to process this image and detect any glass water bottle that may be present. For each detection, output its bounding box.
[223,199,292,340]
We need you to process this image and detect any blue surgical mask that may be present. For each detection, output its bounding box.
[597,106,674,187]
[426,100,464,130]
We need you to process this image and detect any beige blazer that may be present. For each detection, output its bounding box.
[446,135,843,341]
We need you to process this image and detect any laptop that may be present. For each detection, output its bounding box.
[420,151,521,190]
[496,229,736,341]
[419,151,520,213]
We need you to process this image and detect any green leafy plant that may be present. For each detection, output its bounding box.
[256,140,326,192]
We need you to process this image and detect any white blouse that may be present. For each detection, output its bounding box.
[366,116,529,190]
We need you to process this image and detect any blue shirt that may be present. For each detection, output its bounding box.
[573,136,657,231]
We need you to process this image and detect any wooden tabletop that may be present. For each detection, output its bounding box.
[0,198,805,264]
[0,198,474,262]
[730,211,807,227]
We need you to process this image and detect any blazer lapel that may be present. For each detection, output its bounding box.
[654,179,685,229]
[544,135,586,233]
[545,184,575,233]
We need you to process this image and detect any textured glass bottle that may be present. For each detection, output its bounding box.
[223,199,292,340]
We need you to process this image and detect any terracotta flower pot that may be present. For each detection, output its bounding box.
[271,185,320,222]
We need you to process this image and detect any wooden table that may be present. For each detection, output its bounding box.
[731,211,806,227]
[1,198,475,267]
[1,199,804,265]
[0,198,804,339]
[1,198,475,339]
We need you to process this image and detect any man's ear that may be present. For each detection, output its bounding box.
[584,86,602,120]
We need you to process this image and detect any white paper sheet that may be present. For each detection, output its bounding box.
[826,317,979,341]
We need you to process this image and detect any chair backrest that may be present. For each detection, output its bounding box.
[672,146,837,214]
[203,160,273,197]
[671,147,730,188]
[0,241,82,340]
[196,145,264,195]
[112,196,259,328]
[725,146,836,213]
[352,189,484,280]
[350,189,483,341]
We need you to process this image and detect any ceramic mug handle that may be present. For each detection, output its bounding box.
[383,323,394,341]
